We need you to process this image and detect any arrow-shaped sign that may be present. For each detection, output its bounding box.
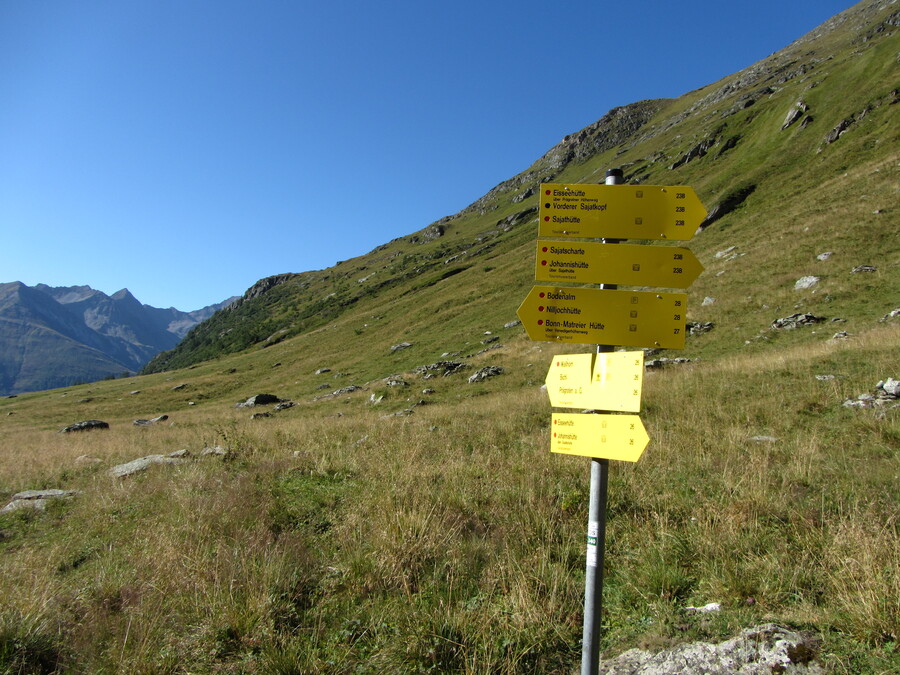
[517,286,688,349]
[535,241,704,288]
[539,183,706,240]
[546,351,644,412]
[551,413,649,461]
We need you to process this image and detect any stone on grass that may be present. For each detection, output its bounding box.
[468,366,504,383]
[60,420,109,433]
[878,378,900,398]
[794,276,820,290]
[687,321,714,336]
[596,623,822,674]
[684,602,721,613]
[109,455,184,478]
[645,358,692,369]
[381,409,414,418]
[415,361,468,377]
[236,394,282,408]
[771,313,827,330]
[133,415,169,426]
[1,489,81,514]
[843,378,900,409]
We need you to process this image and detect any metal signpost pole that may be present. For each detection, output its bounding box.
[581,168,624,675]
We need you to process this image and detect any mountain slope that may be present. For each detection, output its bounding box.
[145,0,898,377]
[0,283,237,394]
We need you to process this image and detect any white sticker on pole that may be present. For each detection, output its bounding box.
[586,521,599,567]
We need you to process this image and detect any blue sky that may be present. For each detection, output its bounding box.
[1,0,855,311]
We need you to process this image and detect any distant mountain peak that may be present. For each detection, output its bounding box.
[0,283,234,395]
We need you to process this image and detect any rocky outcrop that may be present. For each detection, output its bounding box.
[597,623,822,674]
[408,224,444,244]
[468,366,503,383]
[781,100,811,130]
[843,378,900,409]
[466,99,668,214]
[771,313,828,329]
[698,184,757,231]
[234,274,300,304]
[414,361,469,378]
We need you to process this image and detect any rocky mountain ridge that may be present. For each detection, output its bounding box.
[0,282,235,395]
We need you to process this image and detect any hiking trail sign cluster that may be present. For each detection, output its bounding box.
[520,177,707,675]
[517,182,707,461]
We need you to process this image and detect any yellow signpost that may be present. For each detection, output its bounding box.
[517,286,688,349]
[545,351,644,412]
[550,413,650,462]
[539,183,706,240]
[535,240,704,288]
[521,172,707,674]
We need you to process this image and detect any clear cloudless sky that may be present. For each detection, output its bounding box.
[1,0,856,310]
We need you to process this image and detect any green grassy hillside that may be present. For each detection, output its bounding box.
[0,1,897,672]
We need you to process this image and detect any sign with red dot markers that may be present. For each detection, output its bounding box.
[516,285,688,349]
[539,183,706,240]
[551,413,649,461]
[535,240,703,288]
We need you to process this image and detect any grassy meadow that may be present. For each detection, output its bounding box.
[1,319,897,673]
[2,2,899,671]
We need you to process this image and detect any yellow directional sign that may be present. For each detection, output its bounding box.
[546,352,644,412]
[535,241,704,288]
[551,413,650,461]
[539,183,706,241]
[517,286,688,349]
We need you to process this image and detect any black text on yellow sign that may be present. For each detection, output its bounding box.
[545,351,644,412]
[517,286,688,349]
[551,413,650,461]
[535,240,704,288]
[539,183,706,240]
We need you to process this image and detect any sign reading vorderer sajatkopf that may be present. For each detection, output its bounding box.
[539,183,706,240]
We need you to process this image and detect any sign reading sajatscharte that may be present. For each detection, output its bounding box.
[535,240,703,288]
